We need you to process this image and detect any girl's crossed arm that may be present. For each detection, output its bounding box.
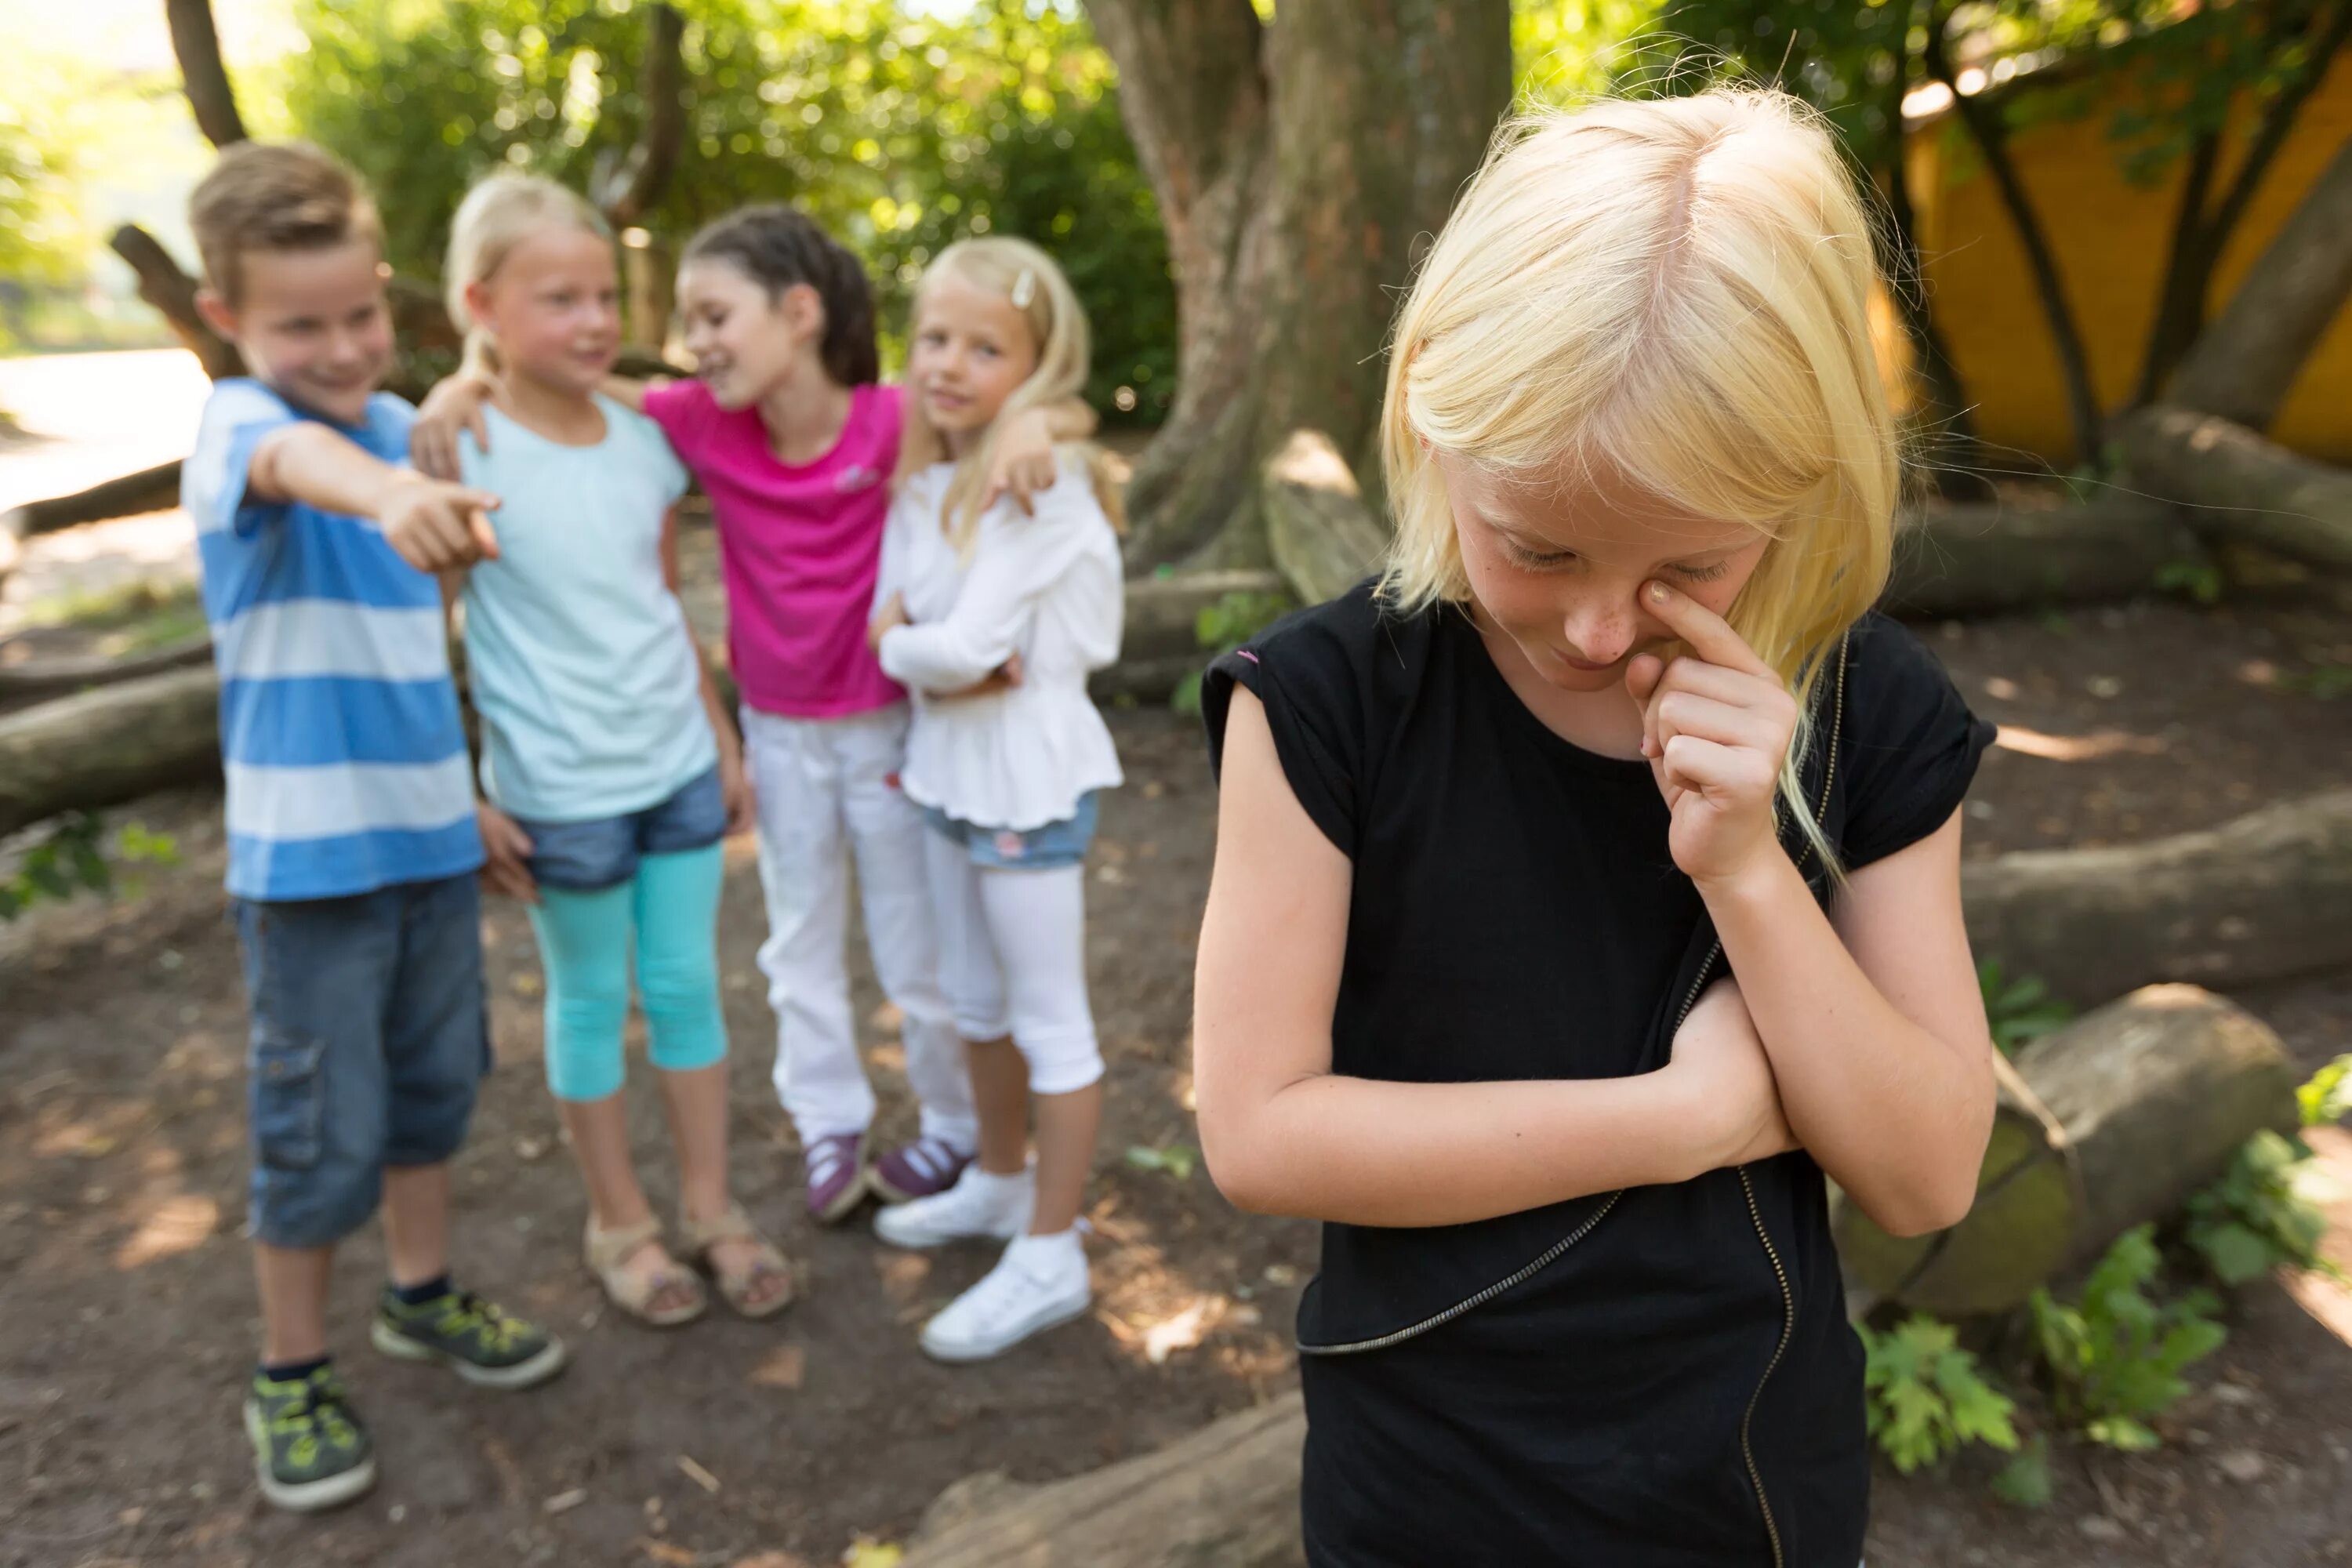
[1192,688,1797,1229]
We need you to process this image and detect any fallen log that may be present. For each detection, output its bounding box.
[2117,406,2352,576]
[1880,495,2205,618]
[0,637,213,706]
[905,1392,1306,1568]
[0,460,186,583]
[1262,430,1388,607]
[1098,568,1293,703]
[1962,789,2352,1007]
[0,666,221,840]
[1837,985,2299,1316]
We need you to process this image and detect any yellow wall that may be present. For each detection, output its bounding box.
[1907,53,2352,464]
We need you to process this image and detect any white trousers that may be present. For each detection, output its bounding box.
[742,704,976,1148]
[921,829,1105,1097]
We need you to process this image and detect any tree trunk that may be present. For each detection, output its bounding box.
[1090,0,1513,569]
[1880,495,2205,617]
[2168,130,2352,431]
[165,0,247,149]
[905,1392,1307,1568]
[1922,11,2104,467]
[1261,430,1389,605]
[2118,406,2352,574]
[0,667,222,840]
[1962,789,2352,1007]
[2131,2,2352,411]
[107,225,241,379]
[1837,985,2299,1316]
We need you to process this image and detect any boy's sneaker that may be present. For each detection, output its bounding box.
[805,1131,869,1224]
[920,1230,1092,1363]
[873,1163,1034,1250]
[869,1134,975,1204]
[244,1363,377,1512]
[369,1285,568,1390]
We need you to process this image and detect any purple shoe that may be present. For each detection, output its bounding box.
[869,1135,975,1205]
[804,1132,868,1225]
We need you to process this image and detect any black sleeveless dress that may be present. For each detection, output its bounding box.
[1202,583,1993,1568]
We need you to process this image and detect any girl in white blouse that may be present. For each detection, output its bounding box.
[864,238,1124,1361]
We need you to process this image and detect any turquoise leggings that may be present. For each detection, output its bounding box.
[525,845,729,1102]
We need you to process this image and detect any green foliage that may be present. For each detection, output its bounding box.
[1988,1434,2055,1508]
[2154,558,2223,606]
[278,0,1174,423]
[0,814,180,923]
[2299,1054,2352,1128]
[2027,1224,2226,1450]
[1978,960,2074,1057]
[2278,664,2352,701]
[2185,1130,2329,1285]
[1857,1314,2021,1473]
[1171,589,1298,717]
[1123,1142,1199,1181]
[24,579,209,655]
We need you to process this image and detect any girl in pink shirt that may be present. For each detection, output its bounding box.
[419,205,1082,1227]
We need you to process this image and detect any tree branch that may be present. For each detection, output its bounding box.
[593,2,686,227]
[165,0,247,148]
[107,223,241,379]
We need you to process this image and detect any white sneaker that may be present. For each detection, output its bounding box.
[873,1163,1033,1250]
[920,1231,1092,1363]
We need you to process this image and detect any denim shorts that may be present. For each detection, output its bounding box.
[512,765,727,892]
[232,872,490,1250]
[919,791,1099,870]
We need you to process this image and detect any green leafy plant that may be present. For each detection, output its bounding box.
[2299,1054,2352,1129]
[2028,1224,2226,1450]
[1171,588,1297,717]
[2154,558,2223,606]
[1978,960,2075,1057]
[1123,1142,1199,1181]
[0,812,180,921]
[1857,1314,2020,1474]
[1989,1435,2054,1508]
[2278,664,2352,701]
[2186,1129,2332,1286]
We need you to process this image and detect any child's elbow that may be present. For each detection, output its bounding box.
[1198,1119,1286,1217]
[1868,1168,1981,1239]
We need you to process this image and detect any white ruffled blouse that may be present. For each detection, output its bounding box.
[874,458,1124,831]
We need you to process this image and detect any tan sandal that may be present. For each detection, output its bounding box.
[585,1215,707,1327]
[678,1203,797,1319]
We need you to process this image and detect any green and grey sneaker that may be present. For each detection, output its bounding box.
[369,1286,568,1391]
[243,1364,377,1512]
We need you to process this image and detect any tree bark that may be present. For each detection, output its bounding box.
[0,667,222,840]
[1261,430,1389,605]
[1090,0,1513,569]
[905,1392,1307,1568]
[2131,1,2352,410]
[2168,129,2352,431]
[1837,985,2299,1316]
[2118,405,2352,574]
[1962,789,2352,1007]
[1880,495,2205,617]
[0,639,213,708]
[1922,9,2104,467]
[0,460,187,585]
[593,4,686,230]
[165,0,247,149]
[107,225,241,379]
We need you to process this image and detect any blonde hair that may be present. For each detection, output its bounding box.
[895,237,1125,553]
[443,173,611,376]
[1380,86,1900,872]
[189,140,382,308]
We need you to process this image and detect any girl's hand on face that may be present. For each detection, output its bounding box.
[868,592,909,654]
[1624,581,1800,893]
[411,372,502,481]
[1668,978,1798,1170]
[718,746,757,837]
[982,407,1061,517]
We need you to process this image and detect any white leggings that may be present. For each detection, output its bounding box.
[921,830,1105,1097]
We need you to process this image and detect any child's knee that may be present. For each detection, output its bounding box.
[1015,1027,1104,1097]
[639,956,727,1074]
[246,1025,390,1248]
[544,988,628,1101]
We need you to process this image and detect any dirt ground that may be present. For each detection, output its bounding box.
[2,354,2350,1564]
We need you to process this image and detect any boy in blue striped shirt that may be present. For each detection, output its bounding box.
[184,141,566,1515]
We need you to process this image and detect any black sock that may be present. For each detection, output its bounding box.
[389,1272,452,1308]
[260,1354,331,1385]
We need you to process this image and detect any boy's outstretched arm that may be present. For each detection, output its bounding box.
[252,423,500,572]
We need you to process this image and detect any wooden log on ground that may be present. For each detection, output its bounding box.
[1879,495,2205,618]
[1838,986,2299,1316]
[1962,789,2352,1006]
[0,637,214,705]
[1098,568,1293,703]
[905,1392,1306,1568]
[0,666,221,840]
[1261,429,1387,606]
[0,461,186,583]
[2117,406,2352,575]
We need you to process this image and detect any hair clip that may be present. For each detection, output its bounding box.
[1010,268,1036,309]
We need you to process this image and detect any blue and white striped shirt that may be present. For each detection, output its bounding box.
[184,379,483,902]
